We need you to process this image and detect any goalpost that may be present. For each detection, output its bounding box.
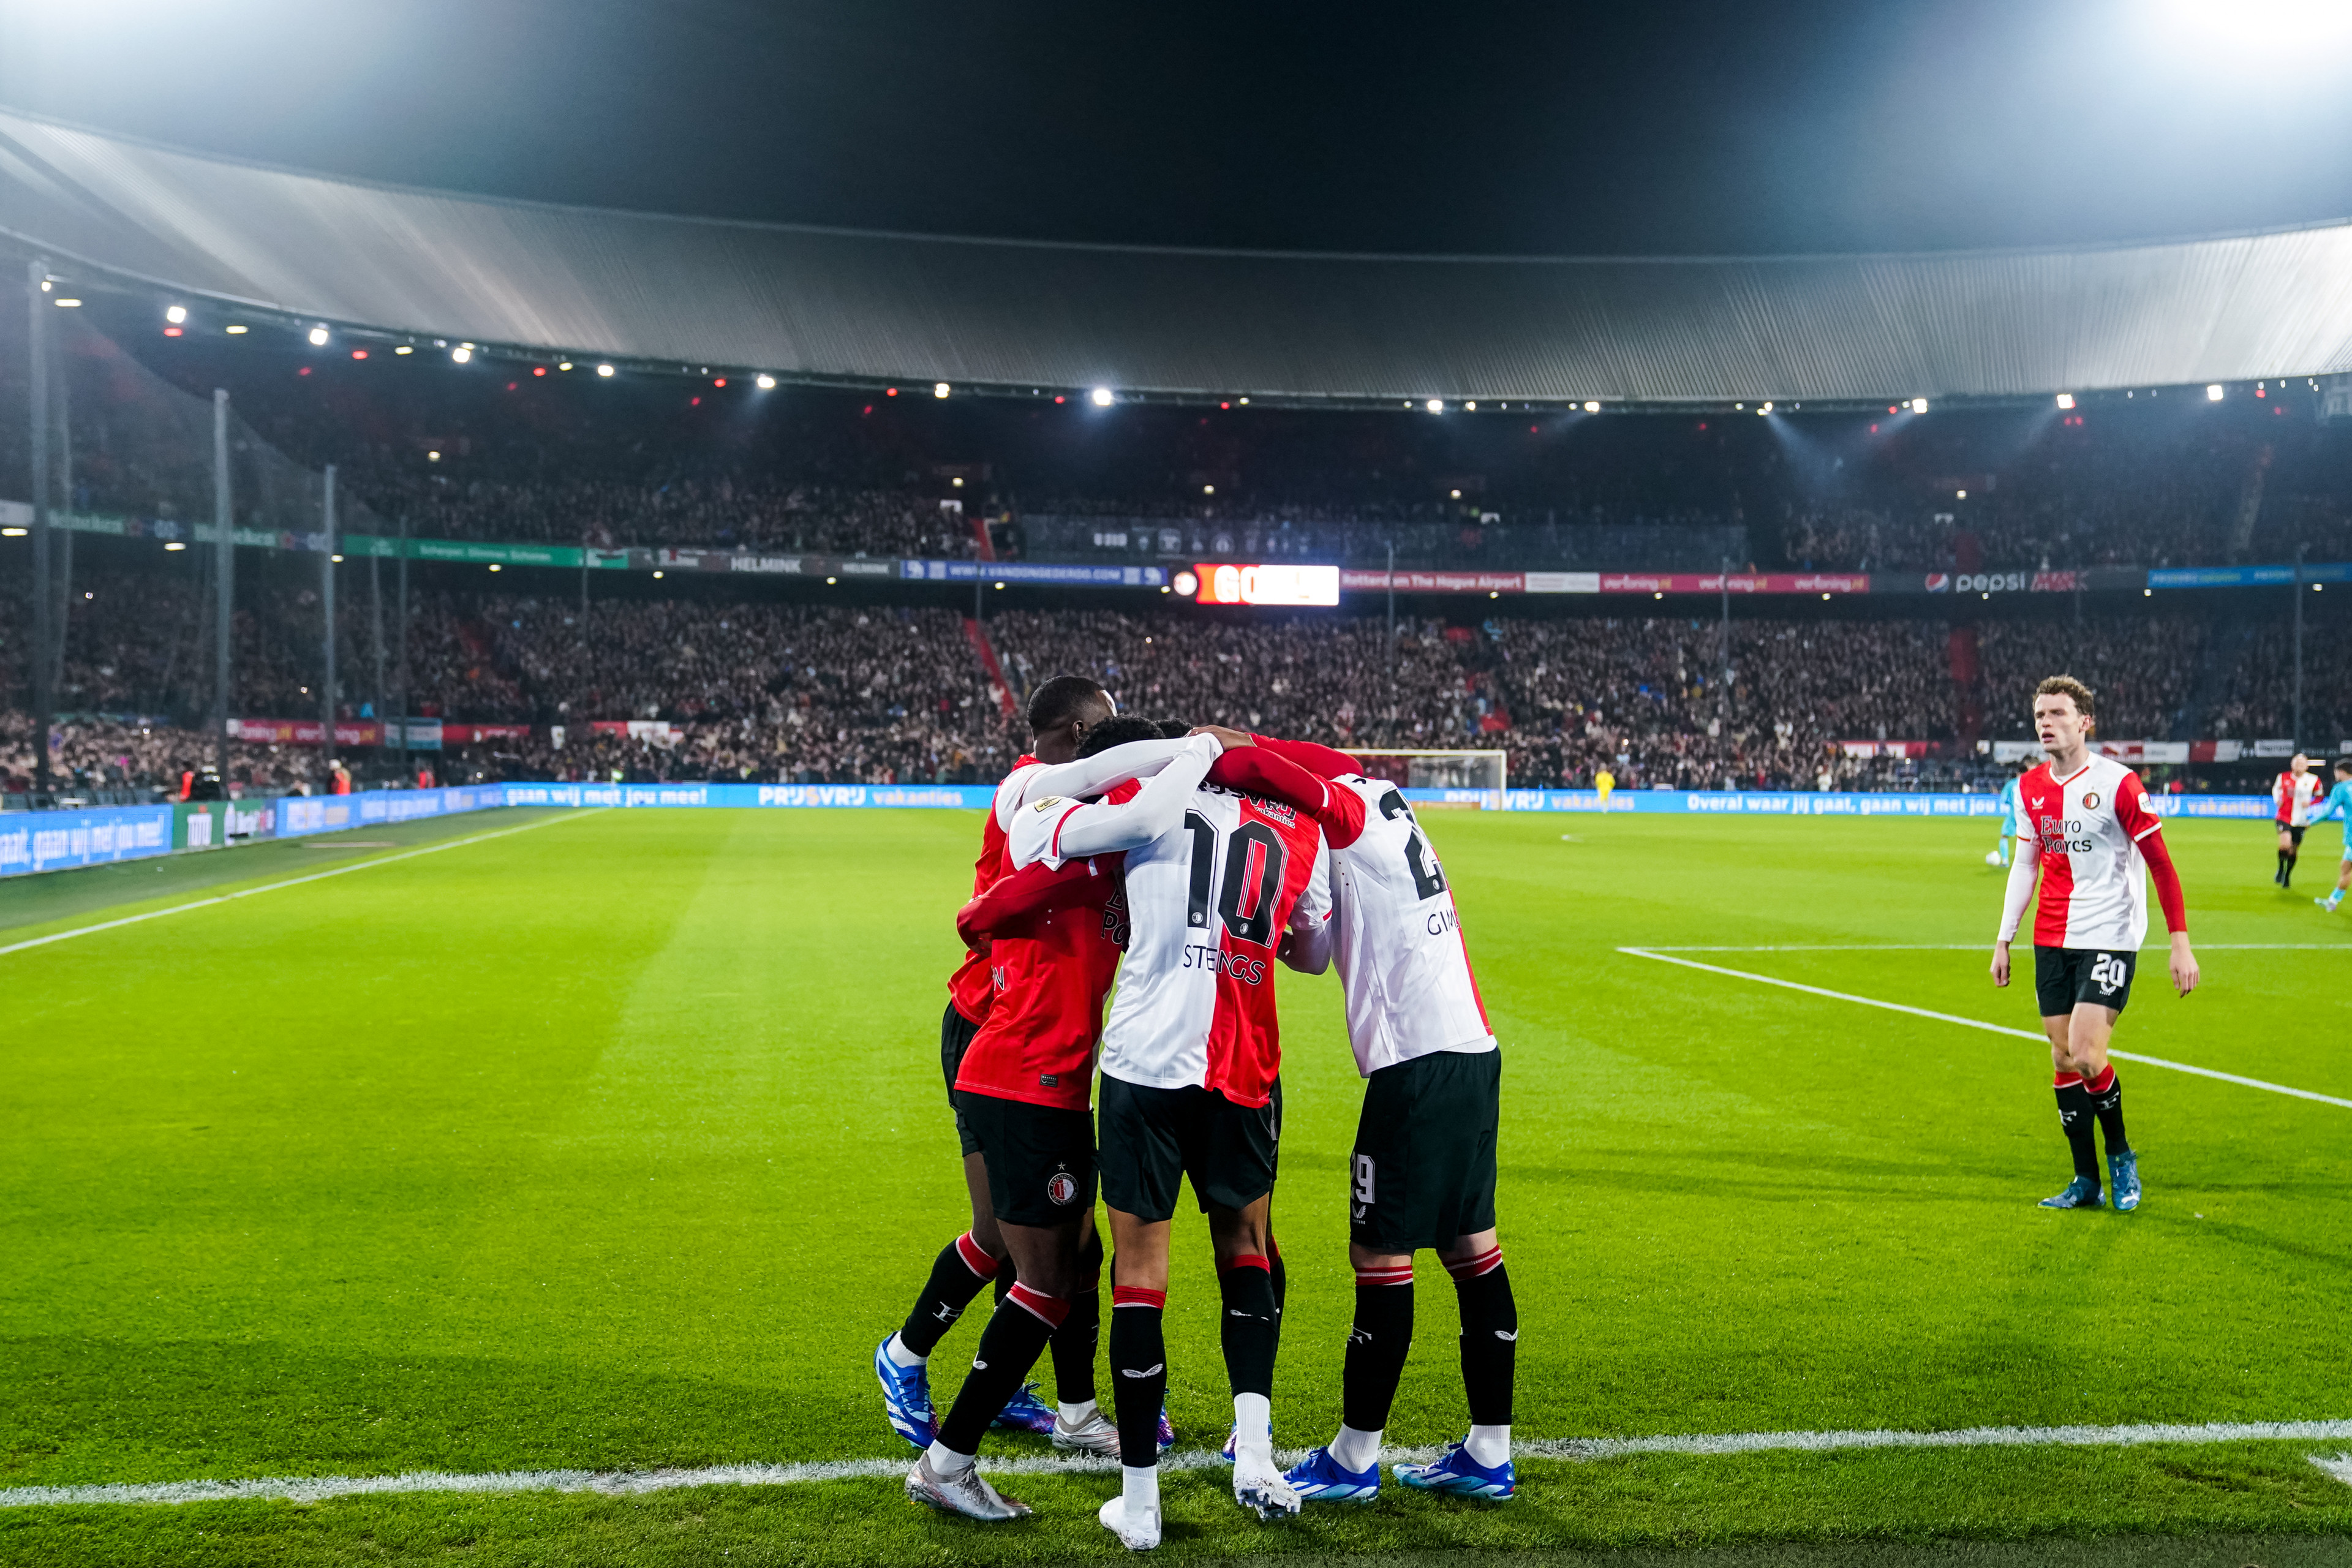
[1348,748,1510,809]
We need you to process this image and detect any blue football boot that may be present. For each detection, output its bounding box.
[2037,1175,2104,1210]
[873,1334,935,1450]
[993,1379,1058,1436]
[1219,1423,1237,1463]
[1395,1441,1515,1500]
[1158,1403,1177,1453]
[2108,1150,2141,1212]
[1283,1446,1381,1503]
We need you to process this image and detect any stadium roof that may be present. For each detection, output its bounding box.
[4,107,2351,409]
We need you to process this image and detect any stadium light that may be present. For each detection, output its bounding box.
[165,304,187,325]
[394,345,412,355]
[1583,401,1600,413]
[427,450,440,461]
[307,325,330,345]
[1758,401,1773,415]
[559,361,573,371]
[330,554,345,563]
[165,540,186,551]
[2206,383,2225,401]
[1203,484,1215,495]
[0,526,24,537]
[935,382,952,399]
[1910,398,1928,413]
[1426,399,1444,413]
[597,364,615,377]
[2056,393,2076,409]
[1090,387,1114,407]
[488,564,500,572]
[54,297,81,307]
[451,347,472,363]
[1465,401,1477,410]
[756,374,777,390]
[226,325,248,334]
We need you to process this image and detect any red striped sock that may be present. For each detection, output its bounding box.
[1007,1281,1069,1329]
[1445,1245,1504,1281]
[954,1232,1000,1278]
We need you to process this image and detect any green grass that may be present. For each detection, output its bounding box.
[3,805,2349,1565]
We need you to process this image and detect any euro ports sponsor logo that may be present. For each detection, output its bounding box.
[1182,944,1268,984]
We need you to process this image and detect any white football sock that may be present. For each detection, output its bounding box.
[1232,1392,1273,1461]
[925,1438,974,1478]
[1121,1463,1160,1516]
[1463,1423,1512,1469]
[1329,1423,1381,1472]
[1058,1398,1099,1425]
[883,1332,924,1369]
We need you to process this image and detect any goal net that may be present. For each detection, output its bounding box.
[1348,749,1509,807]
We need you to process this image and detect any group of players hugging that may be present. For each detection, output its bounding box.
[872,674,1512,1547]
[870,670,2204,1548]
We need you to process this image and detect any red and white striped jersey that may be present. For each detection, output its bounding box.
[2017,755,2165,950]
[1323,776,1494,1075]
[1012,781,1331,1108]
[2274,770,2323,826]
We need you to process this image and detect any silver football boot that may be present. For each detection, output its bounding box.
[905,1451,1031,1521]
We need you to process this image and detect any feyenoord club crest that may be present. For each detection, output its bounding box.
[2082,790,2101,810]
[1046,1169,1079,1206]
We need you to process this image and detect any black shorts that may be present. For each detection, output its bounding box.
[954,1088,1098,1227]
[2282,823,2307,846]
[1098,1075,1283,1223]
[941,1002,984,1157]
[2034,946,2136,1017]
[1350,1047,1501,1252]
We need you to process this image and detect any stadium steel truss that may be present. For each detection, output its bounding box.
[2,107,2351,410]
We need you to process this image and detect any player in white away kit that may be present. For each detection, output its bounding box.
[2272,752,2323,888]
[1219,736,1519,1506]
[1992,676,2198,1212]
[1006,728,1344,1549]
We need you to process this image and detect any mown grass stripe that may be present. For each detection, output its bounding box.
[1618,946,2352,1109]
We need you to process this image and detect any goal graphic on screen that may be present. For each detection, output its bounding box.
[1348,748,1509,808]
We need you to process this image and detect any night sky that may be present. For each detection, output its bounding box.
[4,1,2351,257]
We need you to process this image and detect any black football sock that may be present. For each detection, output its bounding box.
[1341,1261,1415,1436]
[934,1284,1065,1455]
[2285,850,2299,886]
[2054,1074,2100,1182]
[1109,1287,1168,1466]
[897,1232,999,1359]
[1268,1239,1288,1353]
[996,1251,1018,1306]
[2085,1065,2128,1155]
[1050,1230,1104,1408]
[1447,1246,1517,1427]
[1217,1255,1279,1399]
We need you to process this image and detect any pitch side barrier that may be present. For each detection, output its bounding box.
[0,784,2280,878]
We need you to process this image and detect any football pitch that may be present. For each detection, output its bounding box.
[3,804,2350,1567]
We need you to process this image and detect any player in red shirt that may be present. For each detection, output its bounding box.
[1991,676,2198,1212]
[2272,753,2322,888]
[880,676,1119,1508]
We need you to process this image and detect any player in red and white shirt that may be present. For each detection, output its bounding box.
[2272,753,2323,889]
[1225,734,1519,1504]
[1002,726,1344,1545]
[1991,676,2198,1215]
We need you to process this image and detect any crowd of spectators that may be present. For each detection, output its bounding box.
[8,568,2341,799]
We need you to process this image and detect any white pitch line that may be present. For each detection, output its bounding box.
[1618,947,2352,1110]
[6,1420,2351,1509]
[1643,944,2350,952]
[0,809,603,961]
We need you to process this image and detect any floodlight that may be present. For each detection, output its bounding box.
[1203,484,1215,495]
[307,325,330,345]
[756,374,777,389]
[559,361,573,371]
[1910,397,1928,413]
[165,304,187,325]
[55,297,81,307]
[2056,393,2075,409]
[488,564,501,572]
[2206,383,2225,401]
[394,345,413,355]
[1465,401,1477,410]
[1426,399,1444,413]
[1759,401,1773,415]
[597,364,616,377]
[1090,386,1114,407]
[226,325,249,334]
[1,526,24,537]
[1583,401,1600,413]
[164,540,186,551]
[451,347,471,363]
[427,450,441,461]
[935,382,952,399]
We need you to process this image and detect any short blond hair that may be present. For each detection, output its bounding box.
[2035,674,2095,720]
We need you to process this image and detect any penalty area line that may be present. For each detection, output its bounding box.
[0,809,607,962]
[1617,947,2352,1110]
[6,1420,2351,1509]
